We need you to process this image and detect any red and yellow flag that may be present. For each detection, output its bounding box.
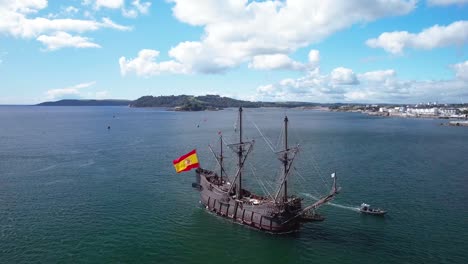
[173,149,200,173]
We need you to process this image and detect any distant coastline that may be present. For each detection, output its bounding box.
[37,99,131,106]
[330,104,468,125]
[37,95,322,111]
[36,96,468,123]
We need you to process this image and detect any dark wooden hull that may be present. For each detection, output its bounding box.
[194,169,304,233]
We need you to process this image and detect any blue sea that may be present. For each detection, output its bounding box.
[1,106,467,263]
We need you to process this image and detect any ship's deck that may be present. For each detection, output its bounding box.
[199,168,271,206]
[198,168,303,209]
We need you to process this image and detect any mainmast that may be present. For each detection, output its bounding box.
[227,107,254,199]
[237,107,243,199]
[283,116,288,203]
[274,115,297,203]
[219,133,223,182]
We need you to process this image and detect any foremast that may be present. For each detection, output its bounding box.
[207,132,227,182]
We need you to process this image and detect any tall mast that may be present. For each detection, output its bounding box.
[227,107,254,198]
[219,133,223,182]
[274,115,297,203]
[237,107,243,199]
[283,116,288,203]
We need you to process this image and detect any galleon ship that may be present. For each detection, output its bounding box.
[178,107,340,233]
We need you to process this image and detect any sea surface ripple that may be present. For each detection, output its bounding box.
[0,106,467,263]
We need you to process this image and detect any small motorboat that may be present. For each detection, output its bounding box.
[360,203,386,216]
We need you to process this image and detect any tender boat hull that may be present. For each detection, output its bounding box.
[360,209,387,216]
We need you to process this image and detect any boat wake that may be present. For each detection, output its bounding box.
[78,159,95,168]
[301,193,360,212]
[34,164,58,172]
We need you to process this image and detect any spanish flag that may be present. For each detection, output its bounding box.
[173,149,200,173]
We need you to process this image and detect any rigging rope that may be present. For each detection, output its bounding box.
[220,110,333,202]
[309,154,329,193]
[249,119,276,153]
[275,125,284,151]
[286,122,331,193]
[294,168,322,197]
[250,165,273,199]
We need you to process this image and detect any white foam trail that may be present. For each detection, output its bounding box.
[301,193,360,212]
[327,202,360,212]
[34,164,58,172]
[78,159,95,168]
[43,178,74,186]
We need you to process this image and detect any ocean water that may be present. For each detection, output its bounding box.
[0,106,467,264]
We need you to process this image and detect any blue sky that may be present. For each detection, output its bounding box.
[0,0,467,104]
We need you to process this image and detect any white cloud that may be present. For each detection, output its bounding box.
[65,6,79,14]
[37,31,101,51]
[452,61,468,81]
[248,49,320,71]
[366,21,468,54]
[308,50,320,68]
[257,84,277,94]
[168,40,240,73]
[94,0,124,9]
[1,15,130,39]
[122,8,138,18]
[249,54,305,71]
[358,70,396,82]
[45,81,96,100]
[0,0,131,50]
[131,0,150,14]
[2,0,48,14]
[147,0,417,74]
[47,6,80,18]
[119,49,190,76]
[427,0,468,6]
[330,67,359,85]
[83,0,151,18]
[255,60,468,103]
[100,17,131,31]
